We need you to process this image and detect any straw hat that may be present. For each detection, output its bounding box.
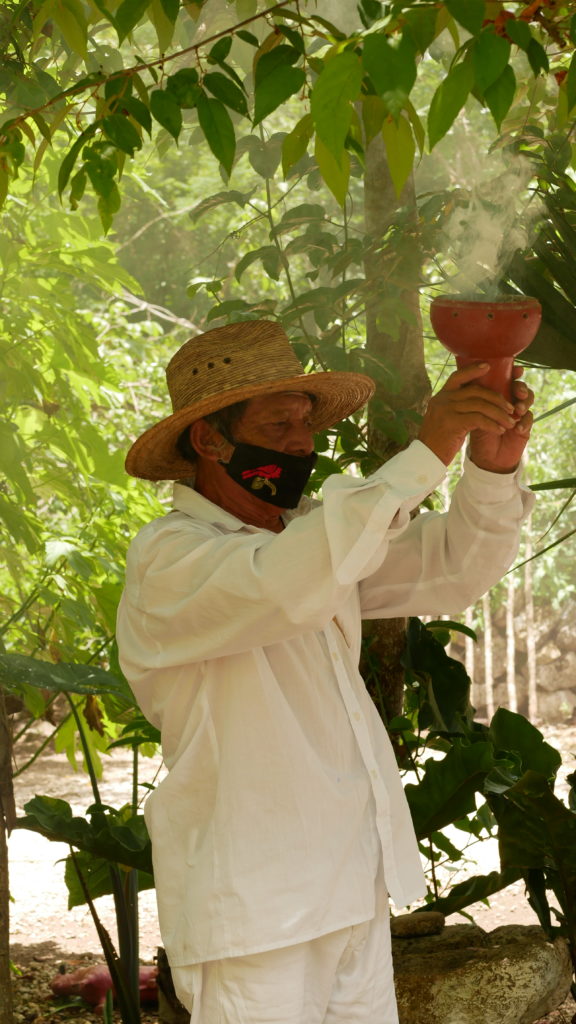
[125,320,375,480]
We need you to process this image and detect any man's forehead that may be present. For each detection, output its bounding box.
[243,392,313,415]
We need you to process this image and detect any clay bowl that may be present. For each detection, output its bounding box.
[430,295,542,401]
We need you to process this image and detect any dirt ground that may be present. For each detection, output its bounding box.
[7,718,576,1022]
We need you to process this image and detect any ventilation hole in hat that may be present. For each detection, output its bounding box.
[207,361,214,368]
[223,357,232,364]
[192,368,198,375]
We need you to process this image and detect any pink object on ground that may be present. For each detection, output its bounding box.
[50,963,158,1012]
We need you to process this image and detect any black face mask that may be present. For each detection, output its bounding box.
[220,443,317,509]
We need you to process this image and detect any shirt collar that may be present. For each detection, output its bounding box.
[172,481,315,532]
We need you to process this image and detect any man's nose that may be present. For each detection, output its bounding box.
[285,424,315,456]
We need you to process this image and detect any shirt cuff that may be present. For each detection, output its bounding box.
[461,455,529,503]
[373,439,447,506]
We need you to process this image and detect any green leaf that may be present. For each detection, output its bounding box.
[57,123,98,197]
[282,112,313,176]
[361,95,386,145]
[406,741,496,837]
[363,32,417,99]
[571,13,576,45]
[235,245,283,281]
[311,50,363,156]
[253,46,305,126]
[159,0,179,21]
[150,0,175,51]
[0,653,132,699]
[423,867,523,917]
[103,113,142,155]
[381,115,414,198]
[427,59,474,150]
[121,96,152,134]
[505,18,532,51]
[567,52,576,114]
[444,0,485,35]
[52,0,88,57]
[208,35,233,64]
[403,7,438,54]
[115,0,149,41]
[166,67,200,108]
[484,64,516,130]
[196,91,235,176]
[203,71,248,117]
[150,88,182,139]
[473,30,511,94]
[64,851,154,909]
[526,38,549,76]
[188,188,254,221]
[489,708,561,779]
[314,136,349,207]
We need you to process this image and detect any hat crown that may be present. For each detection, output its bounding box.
[167,321,305,413]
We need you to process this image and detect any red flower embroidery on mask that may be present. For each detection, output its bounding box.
[241,464,283,480]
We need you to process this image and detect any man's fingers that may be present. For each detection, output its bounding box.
[444,362,491,389]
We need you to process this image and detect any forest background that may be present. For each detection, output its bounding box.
[1,0,576,1021]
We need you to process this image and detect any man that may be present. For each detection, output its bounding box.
[117,319,534,1024]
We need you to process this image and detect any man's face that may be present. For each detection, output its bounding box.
[231,393,315,456]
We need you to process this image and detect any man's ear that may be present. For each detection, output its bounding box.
[189,420,232,462]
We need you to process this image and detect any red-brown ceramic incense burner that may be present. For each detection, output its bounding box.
[430,295,542,402]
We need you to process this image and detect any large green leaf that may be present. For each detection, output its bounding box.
[253,46,305,126]
[473,30,511,94]
[196,92,235,176]
[428,59,474,149]
[406,741,496,837]
[489,708,561,780]
[64,850,154,909]
[203,72,248,118]
[18,795,153,874]
[484,65,516,130]
[363,31,417,100]
[445,0,485,35]
[150,88,182,140]
[311,50,363,156]
[115,0,150,42]
[421,867,523,916]
[0,653,132,701]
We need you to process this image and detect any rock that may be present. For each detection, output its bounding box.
[391,911,445,937]
[537,689,576,722]
[393,924,572,1024]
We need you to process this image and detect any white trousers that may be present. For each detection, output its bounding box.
[171,873,399,1024]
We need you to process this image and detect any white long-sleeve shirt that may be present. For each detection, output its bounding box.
[116,440,533,967]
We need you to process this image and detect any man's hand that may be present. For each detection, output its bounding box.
[418,363,534,472]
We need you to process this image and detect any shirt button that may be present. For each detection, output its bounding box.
[353,712,361,722]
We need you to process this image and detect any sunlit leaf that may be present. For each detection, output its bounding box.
[363,32,417,100]
[282,112,313,176]
[314,136,349,207]
[381,115,415,197]
[428,59,474,150]
[311,50,363,156]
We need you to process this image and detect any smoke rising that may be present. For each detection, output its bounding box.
[437,151,542,298]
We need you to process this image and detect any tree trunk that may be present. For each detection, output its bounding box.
[524,515,538,721]
[361,134,431,722]
[482,592,495,721]
[0,687,15,1024]
[505,575,518,713]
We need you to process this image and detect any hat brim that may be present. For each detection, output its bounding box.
[125,370,375,480]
